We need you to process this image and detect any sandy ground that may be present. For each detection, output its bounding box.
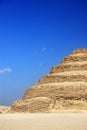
[0,113,87,130]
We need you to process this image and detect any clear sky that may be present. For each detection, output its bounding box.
[0,0,87,106]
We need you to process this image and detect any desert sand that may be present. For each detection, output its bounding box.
[0,113,87,130]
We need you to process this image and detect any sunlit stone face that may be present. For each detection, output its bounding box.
[11,49,87,112]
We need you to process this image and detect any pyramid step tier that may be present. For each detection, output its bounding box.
[50,62,87,73]
[23,82,87,100]
[72,49,87,54]
[50,70,87,76]
[38,72,87,84]
[62,54,87,63]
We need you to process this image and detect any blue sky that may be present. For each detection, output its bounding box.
[0,0,87,106]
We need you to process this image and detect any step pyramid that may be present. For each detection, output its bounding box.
[11,49,87,112]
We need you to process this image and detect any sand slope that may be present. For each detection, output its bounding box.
[0,113,87,130]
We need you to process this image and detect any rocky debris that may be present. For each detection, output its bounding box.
[0,106,11,113]
[11,49,87,112]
